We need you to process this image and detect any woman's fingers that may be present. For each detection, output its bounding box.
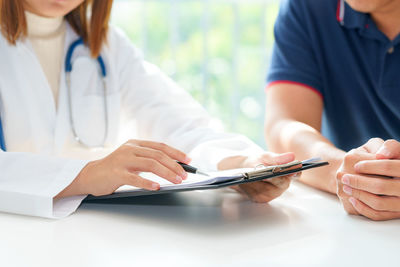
[239,177,291,203]
[266,176,292,190]
[239,181,281,203]
[130,146,187,180]
[131,140,190,164]
[355,160,400,178]
[132,157,183,184]
[122,140,189,184]
[259,152,295,166]
[341,173,400,197]
[124,173,160,191]
[348,197,400,221]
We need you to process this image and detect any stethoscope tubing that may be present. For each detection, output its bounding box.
[65,38,107,76]
[65,38,109,149]
[0,37,108,152]
[0,116,6,151]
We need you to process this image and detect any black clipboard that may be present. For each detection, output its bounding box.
[84,160,328,202]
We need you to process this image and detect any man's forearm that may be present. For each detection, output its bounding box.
[266,119,345,193]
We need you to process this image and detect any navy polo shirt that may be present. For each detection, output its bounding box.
[267,0,400,151]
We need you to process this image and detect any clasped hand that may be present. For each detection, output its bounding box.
[337,138,400,221]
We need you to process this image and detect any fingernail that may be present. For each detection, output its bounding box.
[343,185,352,195]
[184,156,192,164]
[341,175,350,185]
[152,183,159,190]
[175,176,182,184]
[181,171,188,180]
[349,197,356,206]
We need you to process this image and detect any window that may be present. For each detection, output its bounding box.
[112,0,280,147]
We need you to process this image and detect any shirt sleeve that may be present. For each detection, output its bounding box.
[113,29,264,171]
[266,0,323,97]
[0,151,89,218]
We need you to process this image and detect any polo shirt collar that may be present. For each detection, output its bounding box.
[336,0,368,29]
[336,0,393,43]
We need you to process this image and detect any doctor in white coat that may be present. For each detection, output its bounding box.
[0,0,295,218]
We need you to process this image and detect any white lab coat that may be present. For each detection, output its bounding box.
[0,24,263,218]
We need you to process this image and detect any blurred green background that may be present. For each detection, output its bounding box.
[111,0,280,148]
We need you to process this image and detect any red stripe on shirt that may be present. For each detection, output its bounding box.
[336,0,342,23]
[266,81,323,99]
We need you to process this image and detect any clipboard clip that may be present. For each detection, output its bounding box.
[243,160,303,180]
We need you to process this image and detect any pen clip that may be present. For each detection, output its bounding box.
[244,160,303,180]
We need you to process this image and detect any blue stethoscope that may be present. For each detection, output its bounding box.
[0,38,108,151]
[0,115,5,151]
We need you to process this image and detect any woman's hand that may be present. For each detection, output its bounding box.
[339,139,400,221]
[219,152,297,203]
[56,140,191,198]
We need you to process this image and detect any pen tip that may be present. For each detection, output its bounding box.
[196,170,210,177]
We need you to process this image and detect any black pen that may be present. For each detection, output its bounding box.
[177,161,209,176]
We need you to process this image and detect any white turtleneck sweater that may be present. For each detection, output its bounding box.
[25,11,66,108]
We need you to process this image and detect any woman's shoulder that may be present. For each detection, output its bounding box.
[105,25,144,60]
[0,30,11,50]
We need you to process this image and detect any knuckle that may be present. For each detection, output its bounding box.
[336,171,344,181]
[122,142,137,152]
[352,175,359,188]
[119,143,130,152]
[342,200,358,214]
[175,164,184,174]
[125,175,138,186]
[341,198,358,214]
[154,151,165,161]
[128,174,139,183]
[355,161,365,171]
[343,153,353,163]
[127,139,138,145]
[158,142,167,149]
[138,180,151,189]
[385,139,397,146]
[343,151,357,163]
[144,159,158,169]
[369,137,384,145]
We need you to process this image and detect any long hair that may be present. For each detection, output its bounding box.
[0,0,114,57]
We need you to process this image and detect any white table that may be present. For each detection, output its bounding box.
[0,182,398,267]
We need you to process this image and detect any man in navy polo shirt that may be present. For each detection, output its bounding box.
[265,0,400,220]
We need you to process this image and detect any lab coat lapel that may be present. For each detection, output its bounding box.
[13,40,57,153]
[53,26,77,154]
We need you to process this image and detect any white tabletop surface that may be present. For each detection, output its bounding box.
[0,181,398,267]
